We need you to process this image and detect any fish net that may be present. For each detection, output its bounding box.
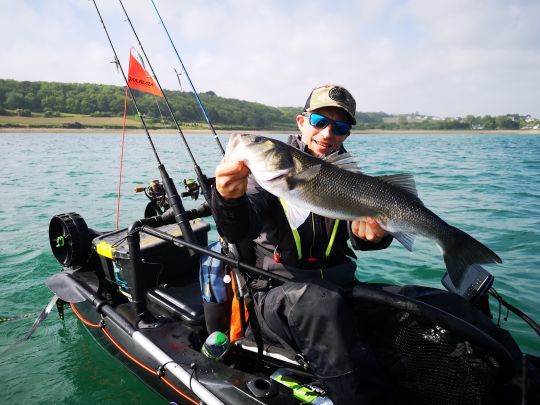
[383,311,498,404]
[352,285,515,405]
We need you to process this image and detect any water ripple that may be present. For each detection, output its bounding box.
[1,132,539,402]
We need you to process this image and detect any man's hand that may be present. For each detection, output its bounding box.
[215,160,250,200]
[351,218,387,243]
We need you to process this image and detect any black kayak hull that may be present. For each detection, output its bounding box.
[67,280,298,405]
[46,214,540,405]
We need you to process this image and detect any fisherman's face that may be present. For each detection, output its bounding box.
[297,107,351,157]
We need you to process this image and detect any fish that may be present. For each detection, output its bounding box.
[224,133,502,285]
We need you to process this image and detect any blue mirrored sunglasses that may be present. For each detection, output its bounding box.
[303,112,352,136]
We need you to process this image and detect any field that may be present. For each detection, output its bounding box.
[0,114,141,126]
[0,112,263,132]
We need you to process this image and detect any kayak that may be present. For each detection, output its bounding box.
[46,210,540,405]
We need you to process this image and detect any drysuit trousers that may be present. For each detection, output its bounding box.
[252,279,393,405]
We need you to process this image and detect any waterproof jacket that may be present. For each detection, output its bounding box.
[211,134,392,276]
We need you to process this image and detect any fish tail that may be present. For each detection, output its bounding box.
[442,226,502,285]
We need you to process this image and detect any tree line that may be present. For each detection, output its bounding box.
[0,79,299,130]
[0,79,536,130]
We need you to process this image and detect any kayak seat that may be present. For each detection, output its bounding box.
[146,282,205,325]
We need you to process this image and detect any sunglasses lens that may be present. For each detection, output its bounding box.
[333,122,351,136]
[307,112,351,136]
[309,113,330,129]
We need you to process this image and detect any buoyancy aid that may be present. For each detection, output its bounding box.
[278,198,341,267]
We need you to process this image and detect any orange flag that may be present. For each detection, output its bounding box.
[127,48,163,97]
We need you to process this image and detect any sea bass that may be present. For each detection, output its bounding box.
[224,133,502,284]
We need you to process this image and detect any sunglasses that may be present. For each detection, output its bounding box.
[303,112,352,136]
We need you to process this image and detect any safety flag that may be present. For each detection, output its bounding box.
[127,48,163,97]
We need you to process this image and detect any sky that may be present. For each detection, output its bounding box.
[1,0,540,117]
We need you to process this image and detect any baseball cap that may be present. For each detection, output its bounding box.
[304,84,357,124]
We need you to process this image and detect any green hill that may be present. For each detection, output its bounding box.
[0,79,535,131]
[0,79,300,131]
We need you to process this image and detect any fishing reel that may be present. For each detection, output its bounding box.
[181,178,200,200]
[135,179,169,217]
[135,178,201,217]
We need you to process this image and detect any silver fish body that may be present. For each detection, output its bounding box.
[224,134,502,284]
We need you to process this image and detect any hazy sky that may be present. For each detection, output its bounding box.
[2,0,539,117]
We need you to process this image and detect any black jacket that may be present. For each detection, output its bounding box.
[211,134,392,273]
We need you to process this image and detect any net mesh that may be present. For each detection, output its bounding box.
[369,310,500,404]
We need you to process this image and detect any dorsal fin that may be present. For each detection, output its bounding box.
[377,174,421,200]
[324,152,362,173]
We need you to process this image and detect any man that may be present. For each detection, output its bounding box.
[211,85,393,404]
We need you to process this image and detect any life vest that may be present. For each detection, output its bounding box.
[229,203,342,341]
[279,198,340,265]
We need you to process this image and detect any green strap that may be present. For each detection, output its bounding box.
[280,199,340,261]
[325,218,340,258]
[280,199,302,260]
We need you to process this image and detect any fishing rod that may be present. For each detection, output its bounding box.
[150,0,225,156]
[118,0,215,202]
[91,0,198,247]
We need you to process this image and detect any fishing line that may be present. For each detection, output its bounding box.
[92,0,198,246]
[91,0,162,166]
[150,0,225,156]
[119,0,200,168]
[118,0,215,201]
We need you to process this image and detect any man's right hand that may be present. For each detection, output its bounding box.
[215,160,250,200]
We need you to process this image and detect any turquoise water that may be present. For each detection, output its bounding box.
[0,132,539,404]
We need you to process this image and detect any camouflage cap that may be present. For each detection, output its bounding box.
[304,84,357,124]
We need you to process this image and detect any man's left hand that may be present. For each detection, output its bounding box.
[351,218,387,243]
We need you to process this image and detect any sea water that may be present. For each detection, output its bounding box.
[0,132,539,404]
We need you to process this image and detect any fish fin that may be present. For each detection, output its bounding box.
[377,174,420,199]
[324,152,362,173]
[284,203,311,229]
[392,232,416,251]
[285,164,321,190]
[257,168,292,182]
[442,226,502,285]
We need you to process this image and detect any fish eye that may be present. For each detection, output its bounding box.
[251,136,265,143]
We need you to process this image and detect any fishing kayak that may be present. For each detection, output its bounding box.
[45,209,540,405]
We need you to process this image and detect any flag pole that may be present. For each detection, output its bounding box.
[115,86,129,230]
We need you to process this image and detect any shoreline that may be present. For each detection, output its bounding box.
[1,127,539,135]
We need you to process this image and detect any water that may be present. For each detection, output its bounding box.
[0,132,539,404]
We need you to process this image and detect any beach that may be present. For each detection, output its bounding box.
[1,126,539,135]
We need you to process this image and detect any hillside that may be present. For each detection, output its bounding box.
[0,79,300,131]
[1,79,538,131]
